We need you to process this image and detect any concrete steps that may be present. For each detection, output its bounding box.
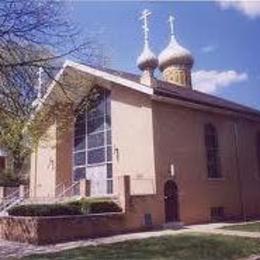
[163,222,184,230]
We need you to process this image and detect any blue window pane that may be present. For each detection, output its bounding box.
[74,152,86,166]
[106,130,111,145]
[88,148,105,164]
[88,99,105,118]
[87,132,104,149]
[74,136,85,151]
[74,167,86,181]
[105,92,111,116]
[75,123,85,137]
[105,116,111,129]
[107,180,113,194]
[87,117,104,134]
[76,113,85,123]
[107,163,113,178]
[107,146,112,162]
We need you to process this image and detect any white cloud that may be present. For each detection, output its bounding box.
[192,70,248,94]
[217,1,260,18]
[201,45,218,54]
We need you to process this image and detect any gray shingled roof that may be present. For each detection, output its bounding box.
[90,65,260,117]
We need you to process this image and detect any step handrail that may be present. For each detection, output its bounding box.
[55,182,65,197]
[0,189,29,213]
[57,181,80,199]
[3,188,20,201]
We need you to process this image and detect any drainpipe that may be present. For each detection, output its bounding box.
[234,122,246,222]
[34,145,38,198]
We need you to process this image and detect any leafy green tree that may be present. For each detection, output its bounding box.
[0,0,106,178]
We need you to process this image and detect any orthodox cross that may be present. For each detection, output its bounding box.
[168,15,175,38]
[37,67,43,99]
[139,9,152,46]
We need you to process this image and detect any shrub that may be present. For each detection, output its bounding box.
[0,169,20,187]
[8,203,82,217]
[89,199,122,214]
[68,198,122,214]
[0,169,29,187]
[8,198,122,217]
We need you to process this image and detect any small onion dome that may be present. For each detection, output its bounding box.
[137,44,158,71]
[158,36,193,71]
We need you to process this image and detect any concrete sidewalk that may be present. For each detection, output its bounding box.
[188,221,260,238]
[0,229,192,259]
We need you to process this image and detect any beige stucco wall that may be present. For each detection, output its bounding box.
[30,122,57,198]
[29,70,260,226]
[30,81,156,198]
[55,116,74,193]
[111,85,156,195]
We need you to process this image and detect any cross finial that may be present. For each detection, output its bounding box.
[168,15,175,38]
[37,67,43,99]
[139,9,152,47]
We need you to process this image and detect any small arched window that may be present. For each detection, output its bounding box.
[204,123,221,178]
[256,132,260,178]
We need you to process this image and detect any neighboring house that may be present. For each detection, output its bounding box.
[30,15,260,225]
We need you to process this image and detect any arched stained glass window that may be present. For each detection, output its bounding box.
[204,123,221,178]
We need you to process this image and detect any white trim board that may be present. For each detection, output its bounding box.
[36,60,153,112]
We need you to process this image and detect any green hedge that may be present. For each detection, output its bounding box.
[0,170,21,187]
[8,198,122,217]
[8,203,82,217]
[68,198,122,214]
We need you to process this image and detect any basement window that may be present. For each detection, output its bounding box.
[210,207,224,222]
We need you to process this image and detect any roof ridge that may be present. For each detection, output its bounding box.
[66,61,260,117]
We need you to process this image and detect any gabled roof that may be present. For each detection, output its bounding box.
[154,81,260,117]
[39,60,260,119]
[64,60,153,95]
[35,60,152,113]
[89,64,260,117]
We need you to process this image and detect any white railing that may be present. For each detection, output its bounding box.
[0,177,124,214]
[0,189,29,215]
[2,188,20,202]
[55,182,65,197]
[57,181,80,200]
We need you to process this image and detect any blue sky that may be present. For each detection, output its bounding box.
[70,1,260,110]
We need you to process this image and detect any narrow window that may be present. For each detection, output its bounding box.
[210,207,224,222]
[204,123,221,178]
[257,132,260,178]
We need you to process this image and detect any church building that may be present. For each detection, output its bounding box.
[30,10,260,225]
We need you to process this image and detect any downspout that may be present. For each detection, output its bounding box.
[234,122,246,221]
[34,145,38,197]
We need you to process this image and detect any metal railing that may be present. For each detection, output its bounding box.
[56,181,80,200]
[0,189,29,215]
[0,177,127,214]
[55,182,65,197]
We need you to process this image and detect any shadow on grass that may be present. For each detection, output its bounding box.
[22,233,260,260]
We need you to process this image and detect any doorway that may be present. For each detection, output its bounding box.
[164,180,179,222]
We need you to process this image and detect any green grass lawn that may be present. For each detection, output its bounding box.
[23,233,260,260]
[223,222,260,232]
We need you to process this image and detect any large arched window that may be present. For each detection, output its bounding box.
[256,132,260,178]
[204,123,221,178]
